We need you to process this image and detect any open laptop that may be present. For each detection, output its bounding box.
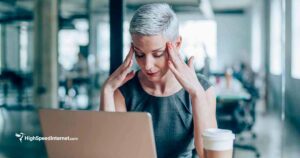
[39,109,157,158]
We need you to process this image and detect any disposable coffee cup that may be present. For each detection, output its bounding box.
[202,128,235,158]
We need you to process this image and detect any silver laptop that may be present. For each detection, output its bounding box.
[39,109,157,158]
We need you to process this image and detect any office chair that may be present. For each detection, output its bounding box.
[217,97,260,158]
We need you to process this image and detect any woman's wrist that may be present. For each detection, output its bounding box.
[100,84,116,112]
[190,84,205,98]
[102,83,115,94]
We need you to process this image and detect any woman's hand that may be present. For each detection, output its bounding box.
[103,46,135,93]
[100,46,135,111]
[167,42,204,97]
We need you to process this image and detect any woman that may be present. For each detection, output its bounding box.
[100,3,217,158]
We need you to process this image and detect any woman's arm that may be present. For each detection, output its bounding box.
[191,87,217,158]
[100,87,127,112]
[114,89,127,112]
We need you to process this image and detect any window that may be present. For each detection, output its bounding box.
[270,0,282,75]
[97,22,110,71]
[0,25,2,69]
[59,30,80,70]
[180,20,217,71]
[123,21,131,61]
[251,1,263,73]
[20,24,28,71]
[292,0,300,79]
[98,21,135,72]
[59,20,88,70]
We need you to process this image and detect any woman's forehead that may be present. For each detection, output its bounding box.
[131,35,168,51]
[133,45,165,53]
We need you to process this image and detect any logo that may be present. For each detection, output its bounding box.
[15,132,25,143]
[15,132,79,142]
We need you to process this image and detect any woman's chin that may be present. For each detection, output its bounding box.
[145,75,161,82]
[145,71,170,82]
[143,74,163,82]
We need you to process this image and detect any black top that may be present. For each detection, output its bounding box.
[119,72,212,158]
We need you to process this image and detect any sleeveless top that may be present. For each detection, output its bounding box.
[119,71,212,158]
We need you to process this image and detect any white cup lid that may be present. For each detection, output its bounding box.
[202,128,235,141]
[202,128,235,151]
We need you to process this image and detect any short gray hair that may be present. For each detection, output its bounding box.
[129,3,179,41]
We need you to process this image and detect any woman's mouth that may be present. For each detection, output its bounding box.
[146,71,159,77]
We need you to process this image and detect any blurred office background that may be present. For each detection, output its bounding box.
[0,0,299,157]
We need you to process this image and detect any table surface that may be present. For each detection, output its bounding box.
[211,77,251,101]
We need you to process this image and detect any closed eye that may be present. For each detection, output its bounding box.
[153,52,165,58]
[134,51,144,58]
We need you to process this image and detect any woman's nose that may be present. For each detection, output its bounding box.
[144,57,154,71]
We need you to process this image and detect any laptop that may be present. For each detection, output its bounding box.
[39,109,157,158]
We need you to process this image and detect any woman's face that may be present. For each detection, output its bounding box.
[131,34,181,82]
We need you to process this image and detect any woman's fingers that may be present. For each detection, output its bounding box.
[120,59,133,77]
[113,46,134,76]
[168,60,179,77]
[122,70,135,85]
[168,60,188,88]
[122,46,135,76]
[167,42,182,68]
[105,46,135,91]
[124,46,134,66]
[188,56,194,70]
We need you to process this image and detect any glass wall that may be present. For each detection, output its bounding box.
[19,23,29,72]
[270,0,282,75]
[180,20,217,71]
[291,0,300,79]
[0,24,2,69]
